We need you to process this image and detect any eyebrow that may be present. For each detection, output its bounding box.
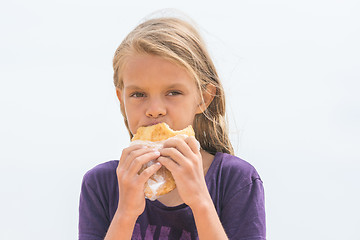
[124,85,144,90]
[124,83,188,90]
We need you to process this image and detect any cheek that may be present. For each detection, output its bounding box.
[122,101,141,134]
[170,101,199,124]
[126,117,138,136]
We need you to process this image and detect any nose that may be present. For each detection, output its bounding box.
[145,97,166,118]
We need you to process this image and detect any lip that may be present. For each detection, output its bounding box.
[144,122,163,127]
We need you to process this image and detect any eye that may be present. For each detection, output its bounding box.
[167,90,182,96]
[130,92,145,98]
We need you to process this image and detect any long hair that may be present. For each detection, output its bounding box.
[113,17,234,155]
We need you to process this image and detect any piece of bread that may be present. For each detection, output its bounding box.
[132,122,195,142]
[131,122,195,200]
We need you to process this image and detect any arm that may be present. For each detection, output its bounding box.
[79,145,161,240]
[158,136,228,239]
[104,211,137,240]
[191,192,229,239]
[189,180,266,240]
[104,145,162,240]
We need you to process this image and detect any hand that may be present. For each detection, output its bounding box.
[116,144,162,218]
[157,136,209,208]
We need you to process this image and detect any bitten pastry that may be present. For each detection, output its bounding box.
[131,122,195,200]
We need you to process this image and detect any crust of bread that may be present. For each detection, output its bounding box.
[131,123,195,200]
[132,122,195,142]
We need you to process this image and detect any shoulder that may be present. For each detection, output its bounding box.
[79,161,119,238]
[216,153,261,180]
[82,160,119,188]
[214,152,262,190]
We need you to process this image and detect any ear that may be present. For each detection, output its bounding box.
[116,88,123,104]
[196,83,216,114]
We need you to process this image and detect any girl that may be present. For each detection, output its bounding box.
[79,16,266,240]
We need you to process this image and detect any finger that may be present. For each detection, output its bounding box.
[137,161,162,183]
[157,156,179,174]
[184,136,201,154]
[162,137,193,158]
[119,144,147,165]
[159,147,185,165]
[127,150,161,176]
[121,147,158,171]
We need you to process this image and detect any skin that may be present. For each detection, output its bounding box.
[105,54,228,239]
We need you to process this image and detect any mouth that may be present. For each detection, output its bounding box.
[145,122,163,127]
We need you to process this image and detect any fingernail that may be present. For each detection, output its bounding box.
[153,150,160,155]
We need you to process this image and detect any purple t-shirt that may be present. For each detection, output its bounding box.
[79,152,266,240]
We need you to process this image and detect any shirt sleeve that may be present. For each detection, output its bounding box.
[220,178,266,240]
[78,171,110,240]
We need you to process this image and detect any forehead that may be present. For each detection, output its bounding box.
[122,54,198,89]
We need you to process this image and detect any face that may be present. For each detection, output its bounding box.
[117,54,204,135]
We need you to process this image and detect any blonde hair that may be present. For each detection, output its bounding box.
[113,17,234,155]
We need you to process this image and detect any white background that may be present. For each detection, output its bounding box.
[1,0,359,239]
